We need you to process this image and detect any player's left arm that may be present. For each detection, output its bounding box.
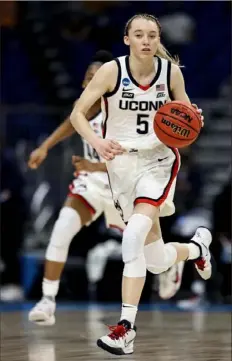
[170,64,204,126]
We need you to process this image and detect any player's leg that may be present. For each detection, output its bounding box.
[158,215,185,300]
[97,202,157,355]
[43,196,93,289]
[28,197,92,325]
[142,150,211,299]
[143,177,212,282]
[96,153,149,354]
[29,177,103,325]
[156,182,211,299]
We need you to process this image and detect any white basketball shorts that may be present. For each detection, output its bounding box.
[106,147,180,223]
[68,172,125,231]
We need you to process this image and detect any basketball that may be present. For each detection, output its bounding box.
[154,101,202,148]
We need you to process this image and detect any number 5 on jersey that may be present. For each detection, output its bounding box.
[136,114,149,134]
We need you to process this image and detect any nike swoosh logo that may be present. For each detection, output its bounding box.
[158,156,168,162]
[123,87,133,91]
[124,339,134,347]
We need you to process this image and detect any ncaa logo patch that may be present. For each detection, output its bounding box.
[122,78,130,86]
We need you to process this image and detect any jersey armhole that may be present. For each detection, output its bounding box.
[167,61,175,101]
[103,58,121,98]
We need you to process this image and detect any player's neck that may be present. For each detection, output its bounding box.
[129,55,154,77]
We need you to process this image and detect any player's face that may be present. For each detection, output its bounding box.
[82,62,102,88]
[124,18,160,58]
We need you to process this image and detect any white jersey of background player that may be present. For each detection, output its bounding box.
[80,112,108,187]
[28,51,125,326]
[71,14,213,356]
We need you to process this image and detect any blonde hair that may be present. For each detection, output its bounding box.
[124,13,180,66]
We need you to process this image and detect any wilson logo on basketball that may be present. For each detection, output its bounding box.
[171,108,192,123]
[161,118,190,138]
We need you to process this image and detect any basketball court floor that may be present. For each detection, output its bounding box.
[1,303,231,361]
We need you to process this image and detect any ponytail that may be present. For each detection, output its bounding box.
[156,43,180,66]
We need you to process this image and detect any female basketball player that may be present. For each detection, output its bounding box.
[28,51,125,326]
[70,14,212,355]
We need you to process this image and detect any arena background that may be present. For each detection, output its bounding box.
[1,1,231,307]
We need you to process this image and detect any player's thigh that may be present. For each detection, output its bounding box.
[133,202,159,221]
[66,176,104,226]
[64,196,92,226]
[145,218,162,245]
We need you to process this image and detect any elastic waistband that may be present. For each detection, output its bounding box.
[124,144,169,154]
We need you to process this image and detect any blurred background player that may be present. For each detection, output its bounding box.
[28,50,125,325]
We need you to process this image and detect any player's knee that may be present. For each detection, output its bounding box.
[46,207,81,262]
[122,213,152,264]
[144,241,177,275]
[123,253,147,278]
[51,207,80,246]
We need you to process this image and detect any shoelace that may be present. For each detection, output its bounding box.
[195,258,206,271]
[108,324,128,340]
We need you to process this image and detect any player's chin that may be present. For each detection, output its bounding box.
[139,50,155,58]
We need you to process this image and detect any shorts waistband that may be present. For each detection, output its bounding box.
[125,144,168,154]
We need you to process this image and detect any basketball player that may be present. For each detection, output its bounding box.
[28,51,125,326]
[70,14,213,355]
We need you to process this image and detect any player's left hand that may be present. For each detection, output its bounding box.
[192,104,204,127]
[72,155,96,175]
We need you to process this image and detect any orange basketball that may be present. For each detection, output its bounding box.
[154,101,202,148]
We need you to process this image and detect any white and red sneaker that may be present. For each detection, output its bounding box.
[190,227,212,280]
[97,319,136,355]
[158,261,185,300]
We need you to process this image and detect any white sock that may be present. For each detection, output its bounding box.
[42,278,59,300]
[188,243,201,260]
[120,303,138,327]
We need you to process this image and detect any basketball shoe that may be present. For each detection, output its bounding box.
[28,297,56,326]
[190,227,212,280]
[158,261,185,299]
[97,319,136,355]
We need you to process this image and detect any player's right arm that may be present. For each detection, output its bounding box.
[70,62,124,160]
[28,116,76,169]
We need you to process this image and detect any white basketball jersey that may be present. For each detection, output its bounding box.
[102,56,172,150]
[82,112,108,186]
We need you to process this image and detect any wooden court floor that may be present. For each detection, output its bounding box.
[1,306,231,361]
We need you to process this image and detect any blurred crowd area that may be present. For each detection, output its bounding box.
[0,1,231,306]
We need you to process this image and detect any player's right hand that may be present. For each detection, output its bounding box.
[28,147,48,169]
[94,139,124,160]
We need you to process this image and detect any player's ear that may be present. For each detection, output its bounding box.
[124,36,130,46]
